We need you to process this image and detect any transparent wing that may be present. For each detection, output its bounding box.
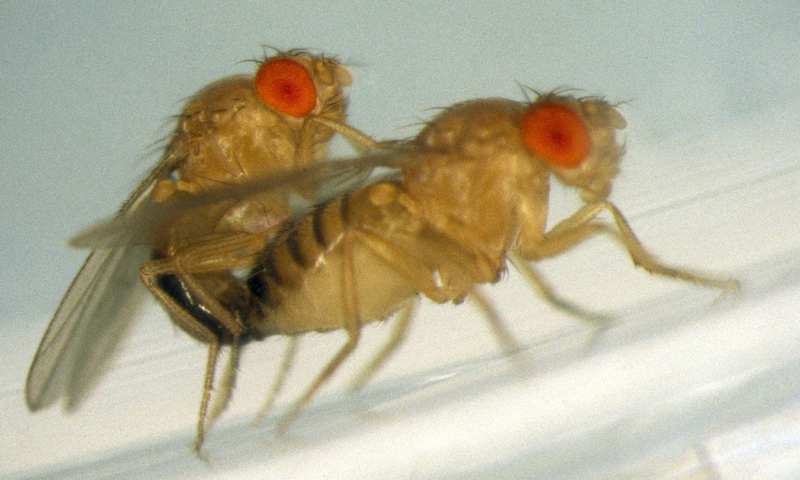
[25,246,149,410]
[25,162,168,411]
[70,144,421,250]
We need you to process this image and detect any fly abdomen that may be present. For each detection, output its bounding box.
[248,184,419,337]
[247,193,348,323]
[253,194,346,294]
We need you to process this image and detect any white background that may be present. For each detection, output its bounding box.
[2,1,800,478]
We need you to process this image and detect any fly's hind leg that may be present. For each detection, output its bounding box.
[276,233,363,434]
[339,229,470,391]
[348,298,417,392]
[140,257,245,453]
[346,223,523,391]
[252,336,299,426]
[276,221,480,428]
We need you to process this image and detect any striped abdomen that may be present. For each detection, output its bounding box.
[246,181,420,338]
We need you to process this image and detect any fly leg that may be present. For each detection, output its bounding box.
[140,253,248,453]
[517,200,739,291]
[348,285,522,392]
[508,249,610,326]
[276,233,363,433]
[345,227,518,391]
[348,299,417,391]
[252,336,299,425]
[468,286,524,355]
[339,229,470,391]
[310,116,380,152]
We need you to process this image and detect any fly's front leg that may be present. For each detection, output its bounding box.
[599,201,738,291]
[518,200,739,291]
[206,338,241,429]
[139,232,265,343]
[310,116,380,152]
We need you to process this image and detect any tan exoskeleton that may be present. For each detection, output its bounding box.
[26,49,375,451]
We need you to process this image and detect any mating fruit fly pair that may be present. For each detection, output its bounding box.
[26,50,738,451]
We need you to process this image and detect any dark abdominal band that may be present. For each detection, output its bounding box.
[247,192,349,303]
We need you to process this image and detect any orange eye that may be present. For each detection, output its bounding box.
[254,58,317,118]
[521,102,590,169]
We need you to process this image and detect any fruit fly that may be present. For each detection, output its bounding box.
[70,89,738,447]
[239,92,740,429]
[25,49,376,450]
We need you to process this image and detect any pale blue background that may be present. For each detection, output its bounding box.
[3,1,800,478]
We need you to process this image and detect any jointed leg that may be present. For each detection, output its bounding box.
[598,201,738,290]
[507,249,610,325]
[520,201,739,291]
[194,340,220,454]
[206,338,241,428]
[344,230,520,384]
[276,234,363,433]
[140,258,244,453]
[140,257,246,336]
[468,286,524,355]
[252,336,299,425]
[310,116,379,152]
[349,299,417,391]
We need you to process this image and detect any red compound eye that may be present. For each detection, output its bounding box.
[521,102,591,169]
[254,58,317,117]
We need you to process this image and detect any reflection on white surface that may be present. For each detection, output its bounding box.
[3,1,800,479]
